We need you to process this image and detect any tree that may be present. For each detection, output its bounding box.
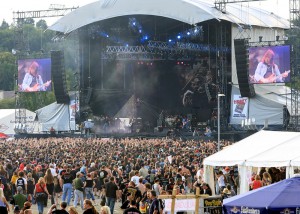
[0,27,14,52]
[0,20,9,30]
[0,52,16,91]
[36,19,48,30]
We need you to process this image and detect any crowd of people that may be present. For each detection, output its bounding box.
[0,137,285,214]
[0,137,233,214]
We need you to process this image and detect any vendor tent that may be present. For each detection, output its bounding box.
[0,109,37,135]
[223,176,300,214]
[203,130,300,194]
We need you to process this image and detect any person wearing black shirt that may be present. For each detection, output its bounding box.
[60,168,73,206]
[119,176,129,204]
[123,200,141,214]
[166,178,175,192]
[148,190,159,214]
[122,181,142,210]
[99,166,108,198]
[104,177,118,214]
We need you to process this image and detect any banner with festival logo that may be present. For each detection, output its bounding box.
[232,95,248,119]
[69,94,79,130]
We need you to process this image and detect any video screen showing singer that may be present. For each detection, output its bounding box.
[19,59,52,92]
[249,45,290,84]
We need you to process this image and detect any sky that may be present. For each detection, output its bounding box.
[0,0,290,26]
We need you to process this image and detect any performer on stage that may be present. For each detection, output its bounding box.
[21,61,51,92]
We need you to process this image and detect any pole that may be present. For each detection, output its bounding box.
[218,94,220,152]
[217,93,225,152]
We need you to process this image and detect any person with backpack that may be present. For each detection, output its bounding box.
[99,165,108,200]
[15,171,27,194]
[26,173,35,204]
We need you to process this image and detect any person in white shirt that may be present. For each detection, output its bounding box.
[130,171,140,186]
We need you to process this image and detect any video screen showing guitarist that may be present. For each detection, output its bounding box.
[20,60,51,92]
[250,47,290,84]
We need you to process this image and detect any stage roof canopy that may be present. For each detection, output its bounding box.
[49,0,289,34]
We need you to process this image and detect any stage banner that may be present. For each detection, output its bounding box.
[69,98,79,121]
[232,95,248,119]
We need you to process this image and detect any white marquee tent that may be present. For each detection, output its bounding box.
[203,130,300,195]
[36,102,75,132]
[0,109,37,135]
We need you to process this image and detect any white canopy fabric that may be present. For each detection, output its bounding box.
[0,109,36,135]
[36,102,72,132]
[48,0,289,34]
[203,130,300,166]
[203,130,300,194]
[246,137,300,167]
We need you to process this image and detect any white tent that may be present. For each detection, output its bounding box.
[36,102,75,132]
[203,130,300,195]
[0,109,37,135]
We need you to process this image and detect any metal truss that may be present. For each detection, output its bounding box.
[215,0,264,12]
[289,0,300,130]
[248,40,286,47]
[13,7,78,22]
[106,46,148,53]
[105,40,231,60]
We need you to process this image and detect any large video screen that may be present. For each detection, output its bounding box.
[18,58,52,92]
[249,45,290,84]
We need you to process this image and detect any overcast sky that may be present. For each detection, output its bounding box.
[0,0,289,26]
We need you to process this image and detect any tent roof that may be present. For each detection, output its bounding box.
[48,0,289,34]
[203,130,300,166]
[223,176,300,209]
[0,109,15,119]
[246,135,300,167]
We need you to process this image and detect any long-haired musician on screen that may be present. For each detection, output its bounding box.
[253,49,289,83]
[21,61,51,92]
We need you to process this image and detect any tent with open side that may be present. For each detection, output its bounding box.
[203,130,300,195]
[223,176,300,214]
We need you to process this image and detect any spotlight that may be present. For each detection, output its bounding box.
[177,35,181,39]
[168,39,172,42]
[187,32,191,36]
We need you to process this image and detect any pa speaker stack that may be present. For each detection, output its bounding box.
[234,39,255,98]
[51,51,70,104]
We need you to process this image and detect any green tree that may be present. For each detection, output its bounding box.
[0,52,16,91]
[36,19,48,30]
[0,20,9,30]
[0,27,14,52]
